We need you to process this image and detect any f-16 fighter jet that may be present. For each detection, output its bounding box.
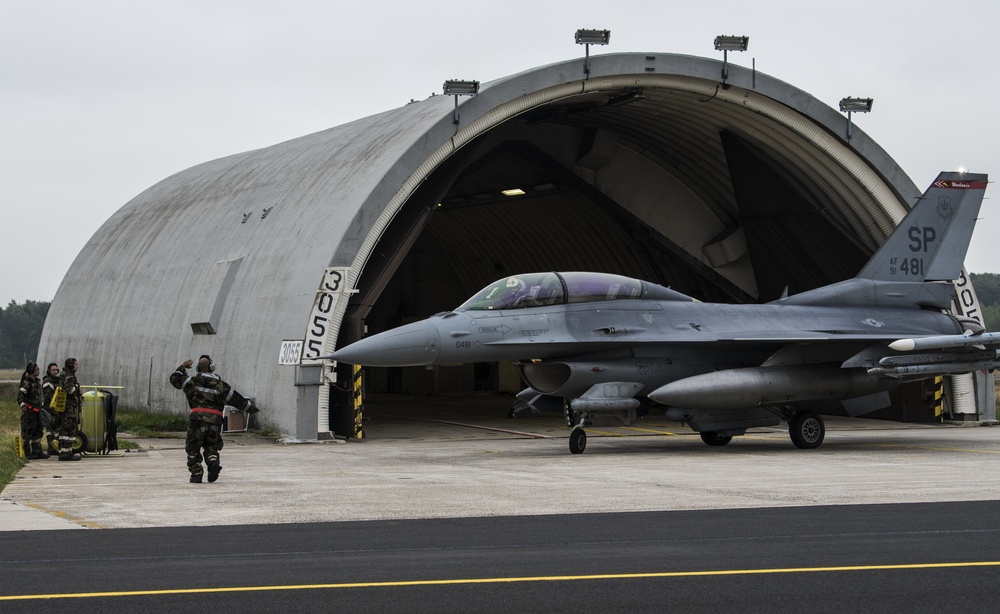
[331,172,992,453]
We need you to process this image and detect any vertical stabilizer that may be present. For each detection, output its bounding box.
[857,172,988,282]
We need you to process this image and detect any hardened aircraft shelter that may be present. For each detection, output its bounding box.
[38,52,993,439]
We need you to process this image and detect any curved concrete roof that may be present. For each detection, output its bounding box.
[39,52,931,438]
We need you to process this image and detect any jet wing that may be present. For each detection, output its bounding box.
[715,330,1000,378]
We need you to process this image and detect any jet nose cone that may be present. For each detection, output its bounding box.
[331,320,441,367]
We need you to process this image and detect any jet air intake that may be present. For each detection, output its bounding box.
[649,365,900,410]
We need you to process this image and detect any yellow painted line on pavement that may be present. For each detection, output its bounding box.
[582,428,624,437]
[3,560,1000,601]
[18,501,106,529]
[865,443,1000,455]
[620,426,683,436]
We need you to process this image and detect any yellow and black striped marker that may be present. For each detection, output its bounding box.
[352,365,364,439]
[931,376,943,421]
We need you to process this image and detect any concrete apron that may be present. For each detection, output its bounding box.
[3,394,999,530]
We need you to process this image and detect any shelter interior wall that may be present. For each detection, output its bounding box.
[347,112,897,404]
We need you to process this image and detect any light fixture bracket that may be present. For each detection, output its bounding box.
[443,80,480,124]
[575,29,611,77]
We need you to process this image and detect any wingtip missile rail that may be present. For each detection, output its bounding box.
[889,331,1000,352]
[877,349,998,367]
[868,361,1000,378]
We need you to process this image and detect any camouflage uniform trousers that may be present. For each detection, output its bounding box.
[20,407,43,454]
[186,413,225,477]
[56,407,79,454]
[46,409,62,450]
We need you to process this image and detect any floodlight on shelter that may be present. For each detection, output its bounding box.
[839,96,873,140]
[443,80,480,96]
[714,35,749,51]
[575,29,611,77]
[443,79,479,124]
[575,29,611,45]
[714,35,749,86]
[839,97,873,113]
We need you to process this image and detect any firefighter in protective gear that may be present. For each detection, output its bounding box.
[57,358,83,461]
[18,362,48,459]
[169,355,258,483]
[42,362,61,454]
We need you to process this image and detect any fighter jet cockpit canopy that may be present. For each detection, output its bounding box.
[457,272,695,311]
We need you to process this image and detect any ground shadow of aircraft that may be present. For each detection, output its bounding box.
[330,172,992,454]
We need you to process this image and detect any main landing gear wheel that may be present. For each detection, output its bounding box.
[569,428,587,454]
[700,431,733,446]
[789,411,825,449]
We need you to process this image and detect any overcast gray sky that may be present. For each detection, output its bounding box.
[3,0,997,304]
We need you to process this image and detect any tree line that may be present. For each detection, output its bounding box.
[0,300,50,370]
[966,273,1000,331]
[3,274,1000,369]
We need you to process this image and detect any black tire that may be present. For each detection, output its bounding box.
[569,428,587,454]
[700,431,733,446]
[789,411,825,449]
[72,430,88,454]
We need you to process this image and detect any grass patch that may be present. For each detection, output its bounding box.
[0,385,186,493]
[116,408,187,437]
[0,382,27,493]
[1,380,278,492]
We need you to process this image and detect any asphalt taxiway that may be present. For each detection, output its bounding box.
[4,502,1000,613]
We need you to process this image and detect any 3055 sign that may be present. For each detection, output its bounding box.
[303,267,352,360]
[278,340,302,366]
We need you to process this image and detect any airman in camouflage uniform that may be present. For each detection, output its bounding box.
[17,362,48,459]
[58,358,83,461]
[169,355,258,483]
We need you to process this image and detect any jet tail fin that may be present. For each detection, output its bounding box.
[857,172,988,282]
